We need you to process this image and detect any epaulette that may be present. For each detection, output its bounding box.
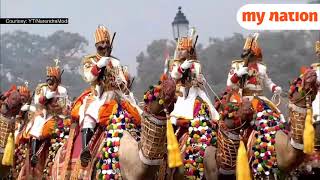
[258,61,266,66]
[35,83,47,95]
[173,59,183,63]
[82,54,97,64]
[231,59,243,64]
[311,62,320,68]
[84,54,97,59]
[231,60,244,70]
[168,58,174,64]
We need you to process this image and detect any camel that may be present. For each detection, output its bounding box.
[206,68,319,179]
[120,76,219,180]
[50,75,219,180]
[0,86,30,179]
[48,78,175,180]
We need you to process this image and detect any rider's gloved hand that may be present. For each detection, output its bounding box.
[273,86,282,95]
[180,60,193,70]
[96,57,110,68]
[197,74,205,84]
[21,104,30,111]
[236,67,248,77]
[45,90,56,99]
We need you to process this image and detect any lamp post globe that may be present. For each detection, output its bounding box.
[172,6,189,41]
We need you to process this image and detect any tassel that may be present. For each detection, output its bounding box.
[236,140,251,180]
[166,119,183,168]
[303,107,315,154]
[2,133,14,166]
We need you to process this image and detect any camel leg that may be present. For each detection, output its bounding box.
[0,165,11,179]
[119,131,159,180]
[204,146,218,180]
[275,131,305,172]
[170,167,185,180]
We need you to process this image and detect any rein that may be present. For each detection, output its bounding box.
[144,96,174,121]
[144,106,167,121]
[290,89,312,108]
[223,119,250,133]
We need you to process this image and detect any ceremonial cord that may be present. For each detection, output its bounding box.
[202,75,222,104]
[271,94,281,107]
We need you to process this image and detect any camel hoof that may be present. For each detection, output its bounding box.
[31,155,38,167]
[80,147,92,167]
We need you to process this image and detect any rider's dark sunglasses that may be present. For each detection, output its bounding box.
[96,41,110,51]
[46,76,56,85]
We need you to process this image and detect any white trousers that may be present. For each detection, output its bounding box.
[79,91,116,129]
[170,86,219,123]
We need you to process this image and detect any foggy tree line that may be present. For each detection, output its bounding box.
[1,30,319,101]
[0,30,88,97]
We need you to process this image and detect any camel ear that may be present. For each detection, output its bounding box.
[230,91,241,103]
[300,66,308,75]
[160,73,168,82]
[10,85,17,91]
[251,98,259,111]
[3,85,17,97]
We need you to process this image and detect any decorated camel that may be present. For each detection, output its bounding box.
[49,90,141,180]
[290,41,320,178]
[0,85,31,179]
[49,26,218,180]
[121,71,220,180]
[49,73,219,180]
[119,29,220,180]
[208,67,319,179]
[48,76,172,180]
[14,61,72,180]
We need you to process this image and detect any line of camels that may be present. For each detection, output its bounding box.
[0,67,319,180]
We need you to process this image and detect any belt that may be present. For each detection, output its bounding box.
[242,89,263,96]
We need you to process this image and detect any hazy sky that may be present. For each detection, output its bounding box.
[0,0,307,74]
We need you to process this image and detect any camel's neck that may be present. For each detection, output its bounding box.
[147,101,166,117]
[1,104,21,118]
[216,127,240,173]
[288,102,308,150]
[139,111,167,166]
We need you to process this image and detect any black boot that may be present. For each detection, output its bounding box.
[30,138,39,167]
[80,128,94,167]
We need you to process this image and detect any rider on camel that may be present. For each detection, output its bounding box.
[167,28,220,179]
[226,33,283,110]
[169,28,219,125]
[71,25,140,167]
[0,84,31,153]
[29,59,70,167]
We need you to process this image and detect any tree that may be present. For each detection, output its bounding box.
[47,30,88,59]
[0,30,88,97]
[133,39,176,99]
[308,0,320,3]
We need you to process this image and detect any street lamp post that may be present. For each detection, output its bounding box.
[172,6,189,41]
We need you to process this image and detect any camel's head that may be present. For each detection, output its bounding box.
[289,68,319,107]
[1,86,24,117]
[216,88,254,131]
[143,74,176,116]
